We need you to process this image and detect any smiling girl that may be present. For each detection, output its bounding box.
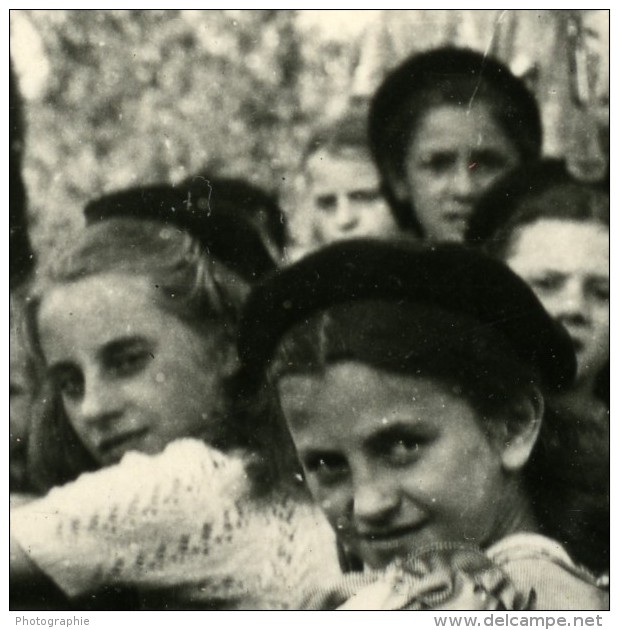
[368,47,542,242]
[11,215,339,609]
[238,239,608,609]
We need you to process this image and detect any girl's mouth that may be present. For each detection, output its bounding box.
[358,523,425,543]
[98,428,149,459]
[354,523,428,567]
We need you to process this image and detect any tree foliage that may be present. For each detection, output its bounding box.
[16,9,356,271]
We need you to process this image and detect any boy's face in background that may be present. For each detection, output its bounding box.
[307,148,399,246]
[506,219,609,390]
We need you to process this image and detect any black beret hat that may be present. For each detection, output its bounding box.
[238,239,575,390]
[181,173,288,253]
[368,46,542,174]
[84,182,277,283]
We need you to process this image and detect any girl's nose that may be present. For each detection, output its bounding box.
[335,197,359,231]
[352,473,400,524]
[555,279,589,321]
[78,374,123,426]
[450,161,476,196]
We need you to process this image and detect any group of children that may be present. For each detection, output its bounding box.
[10,45,609,611]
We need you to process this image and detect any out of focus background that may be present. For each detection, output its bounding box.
[10,10,609,273]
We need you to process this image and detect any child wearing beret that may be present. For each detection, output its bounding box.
[238,239,608,610]
[368,47,542,243]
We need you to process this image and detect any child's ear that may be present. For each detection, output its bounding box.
[500,388,544,472]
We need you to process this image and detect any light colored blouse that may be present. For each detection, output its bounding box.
[11,439,342,609]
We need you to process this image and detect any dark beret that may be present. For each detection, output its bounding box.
[238,239,575,390]
[368,46,542,168]
[181,174,288,252]
[84,183,277,283]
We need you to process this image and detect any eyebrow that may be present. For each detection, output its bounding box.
[46,335,154,370]
[297,445,339,458]
[348,188,380,196]
[99,336,154,360]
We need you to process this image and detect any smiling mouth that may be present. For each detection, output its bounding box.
[98,428,149,457]
[358,523,425,543]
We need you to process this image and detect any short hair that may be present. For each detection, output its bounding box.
[466,159,609,259]
[368,47,542,229]
[304,108,372,165]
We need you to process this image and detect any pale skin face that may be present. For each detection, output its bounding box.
[37,273,233,467]
[278,362,539,569]
[506,219,609,391]
[307,149,399,245]
[400,103,520,242]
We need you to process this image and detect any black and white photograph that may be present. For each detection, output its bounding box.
[9,8,610,621]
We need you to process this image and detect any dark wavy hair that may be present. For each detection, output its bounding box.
[303,107,372,164]
[26,218,296,496]
[368,47,542,233]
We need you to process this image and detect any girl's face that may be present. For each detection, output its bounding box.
[401,103,520,242]
[307,149,399,245]
[506,219,609,389]
[278,361,528,569]
[38,272,232,466]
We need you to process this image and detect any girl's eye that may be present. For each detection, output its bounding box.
[420,154,453,173]
[303,454,349,486]
[385,438,419,466]
[315,194,337,212]
[586,280,609,303]
[349,189,381,204]
[108,349,151,377]
[528,274,563,294]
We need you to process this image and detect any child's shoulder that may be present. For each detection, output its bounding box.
[487,533,608,610]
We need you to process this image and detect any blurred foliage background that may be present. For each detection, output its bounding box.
[10,10,609,273]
